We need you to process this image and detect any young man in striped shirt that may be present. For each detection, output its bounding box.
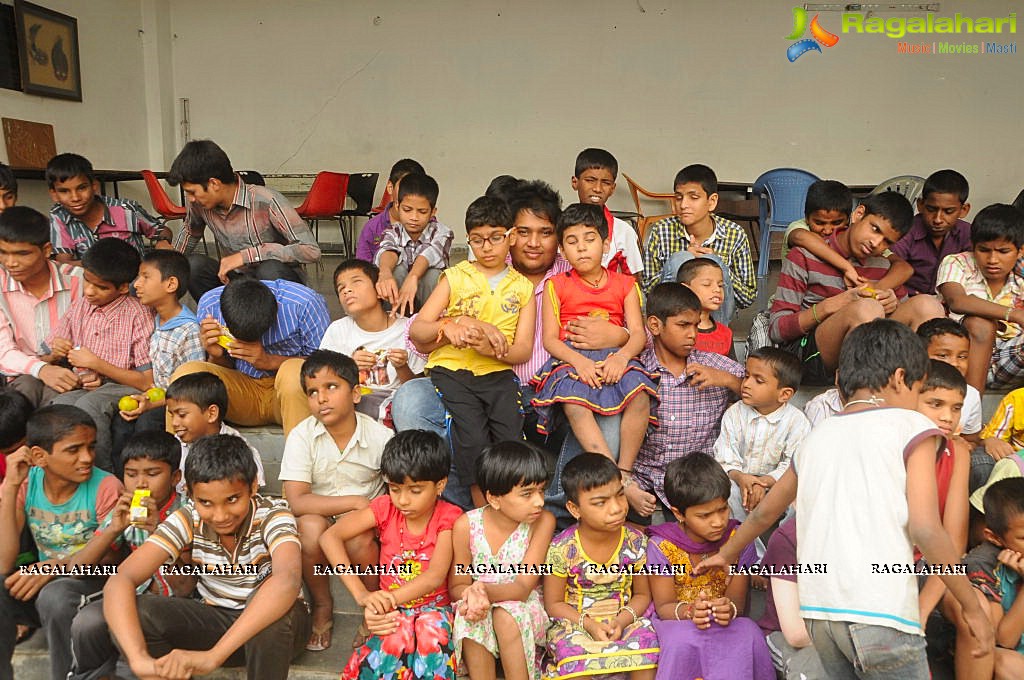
[103,434,309,680]
[768,192,944,385]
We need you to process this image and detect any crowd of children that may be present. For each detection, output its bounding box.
[3,148,1024,680]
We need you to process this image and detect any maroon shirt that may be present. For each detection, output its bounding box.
[757,517,798,635]
[891,214,972,296]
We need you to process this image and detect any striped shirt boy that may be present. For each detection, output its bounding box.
[146,495,300,609]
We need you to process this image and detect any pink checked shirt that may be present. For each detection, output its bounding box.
[0,262,84,377]
[48,295,154,373]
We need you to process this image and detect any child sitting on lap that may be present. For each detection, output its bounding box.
[451,441,554,680]
[531,203,656,470]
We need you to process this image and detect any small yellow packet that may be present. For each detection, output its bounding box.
[130,489,151,525]
[217,325,235,350]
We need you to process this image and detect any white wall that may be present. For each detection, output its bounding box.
[2,0,1020,225]
[167,0,1022,225]
[0,0,154,207]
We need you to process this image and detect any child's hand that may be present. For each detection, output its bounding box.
[67,346,99,370]
[998,549,1024,576]
[745,482,767,511]
[109,491,133,534]
[199,316,225,357]
[442,319,474,348]
[469,320,508,358]
[392,276,419,318]
[119,393,151,422]
[983,437,1016,461]
[80,371,102,391]
[710,596,735,627]
[376,275,399,306]
[624,484,657,517]
[596,354,627,385]
[463,582,491,621]
[687,245,714,257]
[2,447,32,489]
[364,607,401,636]
[691,592,713,629]
[686,363,736,390]
[692,554,728,576]
[360,589,398,615]
[351,348,378,372]
[842,267,865,289]
[4,565,55,601]
[387,348,409,370]
[49,337,73,359]
[873,287,899,315]
[571,357,602,389]
[226,339,272,370]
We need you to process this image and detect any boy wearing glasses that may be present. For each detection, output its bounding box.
[410,196,536,507]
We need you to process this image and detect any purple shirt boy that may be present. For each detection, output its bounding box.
[891,214,972,296]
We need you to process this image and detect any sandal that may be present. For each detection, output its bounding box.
[306,620,334,652]
[351,622,371,649]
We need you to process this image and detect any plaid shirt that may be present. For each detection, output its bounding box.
[48,295,154,372]
[151,307,204,388]
[641,213,756,307]
[0,261,83,377]
[375,221,453,270]
[632,347,744,508]
[173,177,320,265]
[197,280,329,379]
[50,195,167,259]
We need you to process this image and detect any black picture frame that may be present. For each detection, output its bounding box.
[0,5,21,92]
[13,0,80,101]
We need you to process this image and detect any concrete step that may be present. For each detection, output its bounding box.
[13,577,364,680]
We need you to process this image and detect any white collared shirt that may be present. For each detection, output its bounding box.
[713,401,811,478]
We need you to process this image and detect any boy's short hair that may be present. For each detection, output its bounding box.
[921,358,966,397]
[646,283,702,322]
[167,140,235,187]
[142,250,190,300]
[379,430,450,484]
[466,195,513,232]
[221,278,277,341]
[122,430,182,472]
[837,319,928,399]
[561,452,620,505]
[0,206,49,246]
[748,347,803,391]
[673,164,717,197]
[82,238,141,287]
[45,153,95,188]
[970,203,1024,248]
[858,192,914,236]
[0,389,32,451]
[26,404,95,452]
[395,173,439,208]
[983,477,1024,536]
[484,175,522,205]
[184,434,257,492]
[475,440,549,497]
[664,453,731,513]
[300,349,359,392]
[675,257,721,285]
[0,162,16,194]
[333,258,379,287]
[805,180,853,219]
[916,317,969,345]
[574,148,618,179]
[388,158,425,185]
[922,169,969,204]
[165,372,228,421]
[508,179,562,225]
[556,202,606,241]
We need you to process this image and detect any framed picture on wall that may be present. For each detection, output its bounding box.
[13,0,80,101]
[0,5,22,92]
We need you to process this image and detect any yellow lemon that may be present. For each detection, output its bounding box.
[118,396,139,412]
[146,387,166,403]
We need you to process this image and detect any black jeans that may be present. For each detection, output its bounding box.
[123,593,310,680]
[187,255,306,302]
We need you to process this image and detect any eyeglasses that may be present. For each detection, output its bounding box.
[467,229,511,248]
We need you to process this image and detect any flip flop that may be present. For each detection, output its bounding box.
[351,622,371,649]
[306,620,334,652]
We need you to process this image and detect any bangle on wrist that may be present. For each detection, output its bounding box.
[674,601,688,620]
[1005,306,1013,323]
[436,318,452,343]
[577,612,591,634]
[619,605,639,625]
[811,303,821,325]
[728,600,738,621]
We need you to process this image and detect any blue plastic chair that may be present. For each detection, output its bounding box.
[752,168,820,281]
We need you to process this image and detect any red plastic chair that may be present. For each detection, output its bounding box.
[371,188,391,215]
[140,170,186,220]
[295,171,350,253]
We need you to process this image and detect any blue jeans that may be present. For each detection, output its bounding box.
[969,445,996,495]
[660,250,736,323]
[806,619,928,679]
[545,414,621,528]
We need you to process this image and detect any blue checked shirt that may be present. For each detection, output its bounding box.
[151,307,205,388]
[197,280,329,379]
